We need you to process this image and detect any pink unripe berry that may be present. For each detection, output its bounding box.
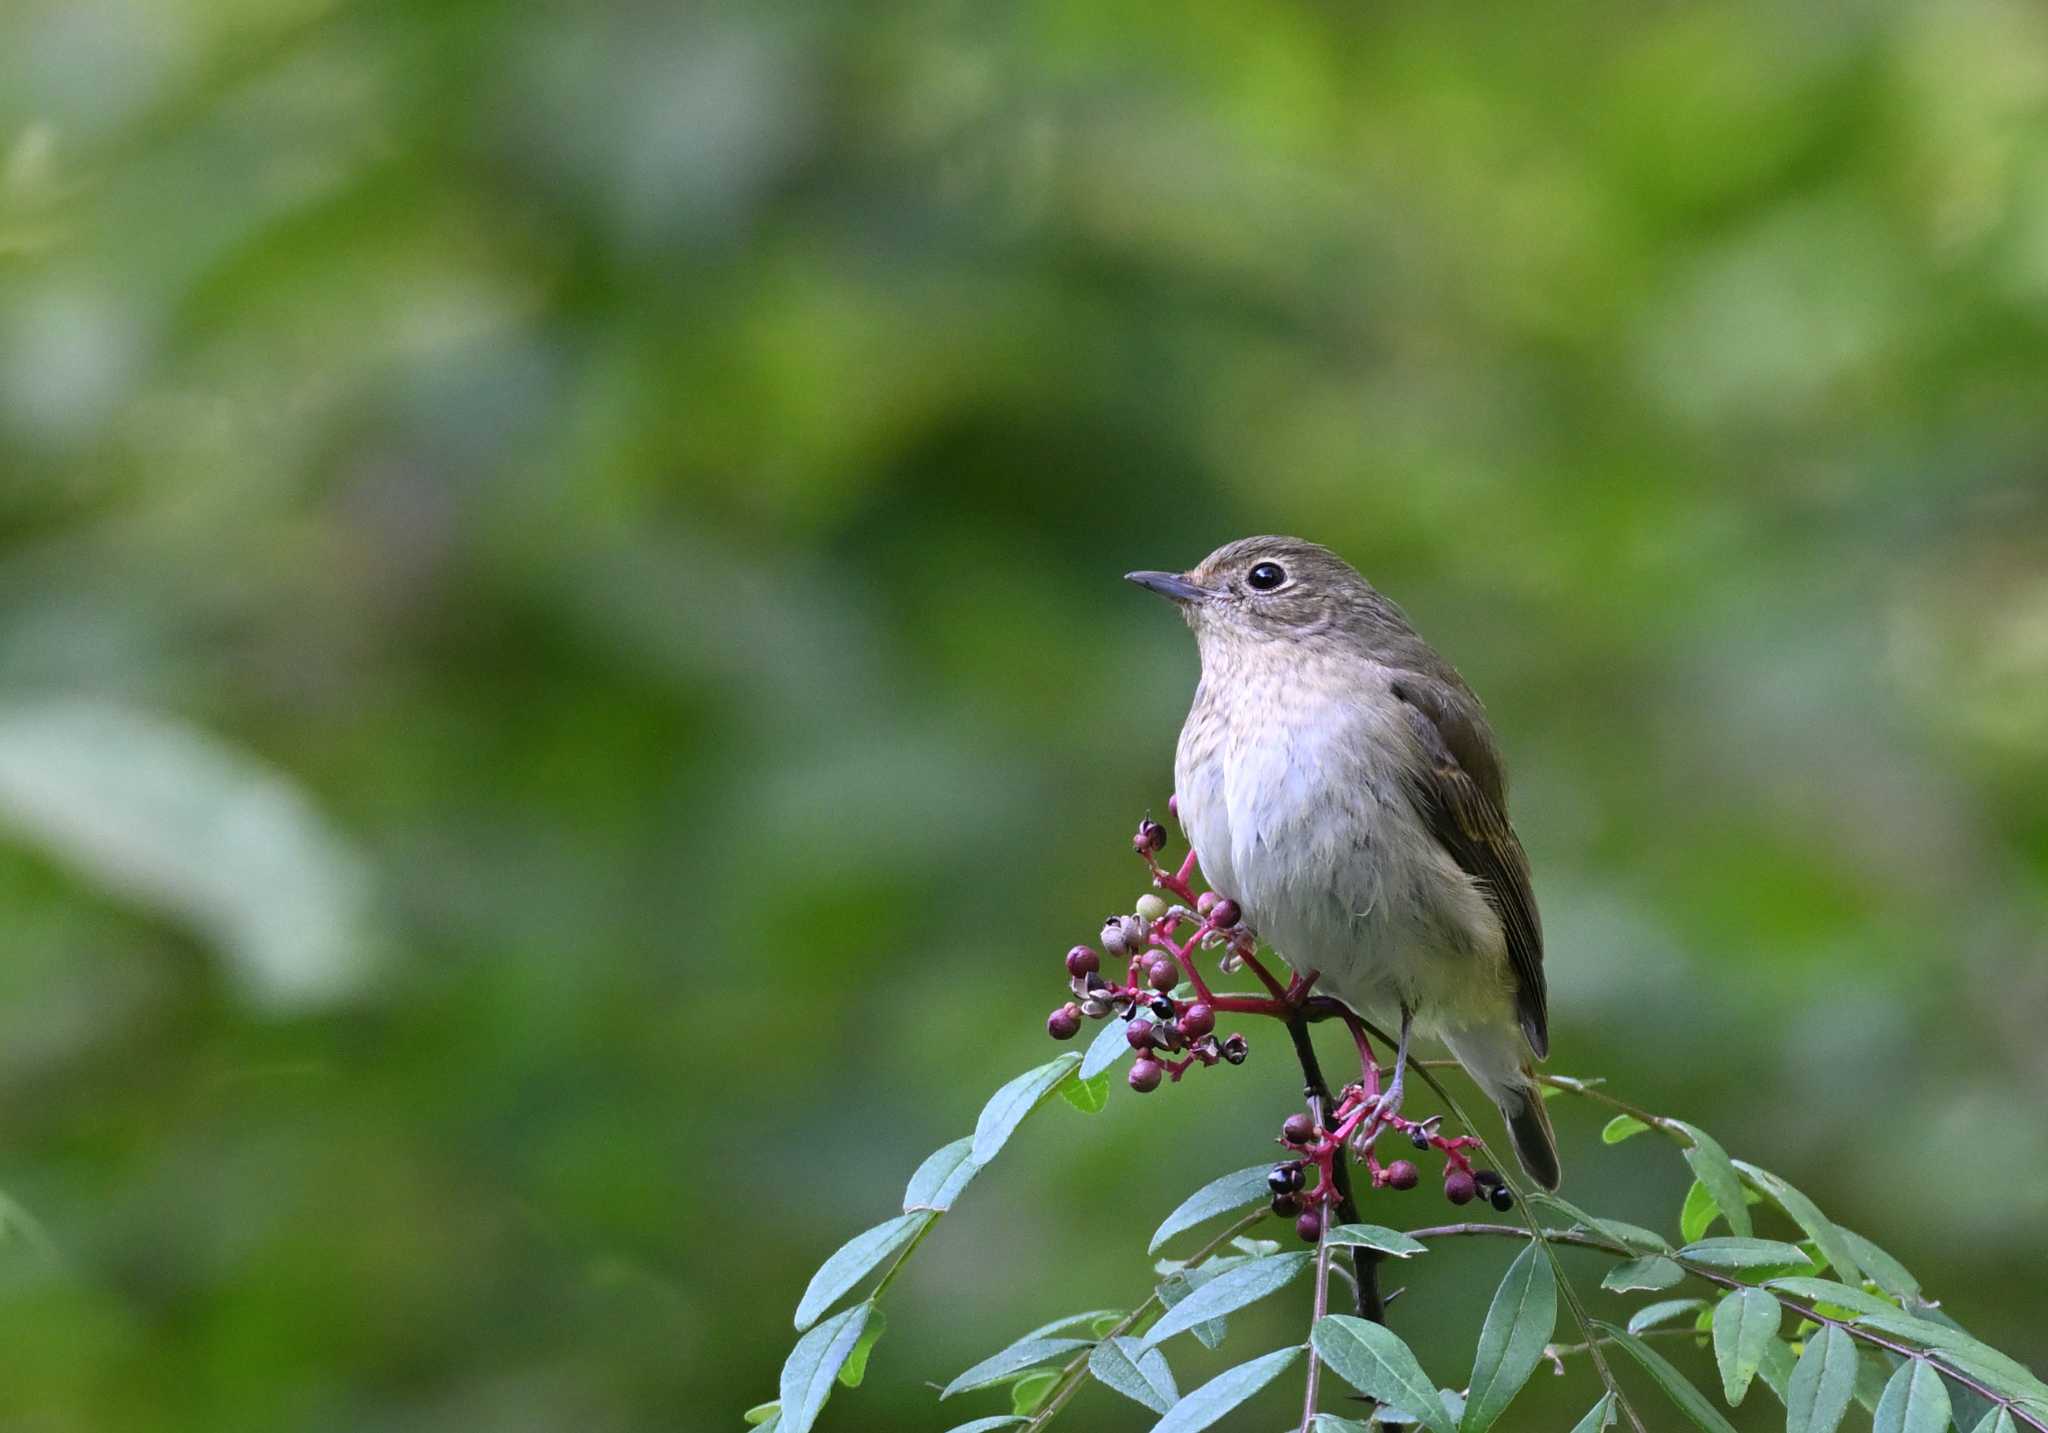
[1384,1160,1419,1191]
[1196,891,1219,915]
[1126,1020,1156,1050]
[1065,945,1099,978]
[1295,1209,1323,1242]
[1179,1002,1215,1037]
[1147,959,1177,992]
[1128,1058,1165,1093]
[1443,1169,1477,1205]
[1133,819,1167,855]
[1047,1004,1082,1040]
[1210,898,1241,929]
[1281,1113,1316,1146]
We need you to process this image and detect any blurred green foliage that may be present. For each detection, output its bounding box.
[2,0,2047,1428]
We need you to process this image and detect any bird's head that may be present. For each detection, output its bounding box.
[1125,536,1395,658]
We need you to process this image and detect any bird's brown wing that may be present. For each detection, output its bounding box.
[1387,675,1548,1058]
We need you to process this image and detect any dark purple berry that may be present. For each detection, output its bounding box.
[1210,898,1241,928]
[1047,1004,1081,1040]
[1149,995,1177,1021]
[1270,1192,1301,1218]
[1409,1128,1431,1150]
[1066,945,1099,978]
[1128,1058,1164,1093]
[1384,1160,1420,1191]
[1281,1113,1316,1146]
[1268,1162,1305,1194]
[1126,1020,1156,1050]
[1133,819,1168,855]
[1178,1002,1215,1037]
[1443,1169,1477,1206]
[1295,1209,1323,1243]
[1220,1034,1248,1065]
[1488,1186,1514,1212]
[1472,1168,1503,1192]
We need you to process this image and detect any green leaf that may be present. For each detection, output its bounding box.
[837,1306,885,1387]
[1081,1014,1134,1079]
[1089,1336,1178,1414]
[1059,1069,1111,1114]
[1758,1336,1798,1403]
[1311,1417,1376,1433]
[1141,1251,1311,1350]
[1150,1345,1302,1433]
[1786,1324,1860,1433]
[1603,1255,1685,1292]
[1852,1313,2048,1404]
[1670,1122,1752,1239]
[940,1420,1027,1433]
[1567,1393,1616,1432]
[1767,1277,1900,1320]
[1529,1192,1670,1252]
[743,1402,779,1426]
[793,1211,929,1330]
[904,1136,980,1213]
[1968,1410,2018,1433]
[1022,1309,1124,1340]
[1841,1228,1921,1300]
[1710,1287,1780,1406]
[1149,1165,1275,1253]
[1675,1237,1814,1275]
[1010,1371,1058,1415]
[1592,1322,1741,1433]
[778,1301,872,1433]
[972,1053,1081,1164]
[1680,1179,1719,1244]
[1156,1268,1228,1350]
[1312,1315,1458,1433]
[1629,1298,1707,1334]
[1461,1239,1556,1433]
[1732,1162,1864,1287]
[941,1336,1092,1398]
[1359,1390,1464,1427]
[1321,1223,1428,1257]
[1602,1114,1650,1144]
[1872,1358,1952,1433]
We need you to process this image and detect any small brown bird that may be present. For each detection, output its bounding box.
[1127,536,1559,1189]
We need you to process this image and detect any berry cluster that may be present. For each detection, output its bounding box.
[1266,1086,1512,1240]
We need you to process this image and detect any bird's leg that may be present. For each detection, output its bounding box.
[1370,1005,1414,1124]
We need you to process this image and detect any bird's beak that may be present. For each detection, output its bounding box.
[1124,570,1213,603]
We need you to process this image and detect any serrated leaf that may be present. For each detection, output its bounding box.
[1628,1298,1707,1334]
[1150,1344,1301,1433]
[904,1136,981,1213]
[1841,1228,1921,1300]
[1968,1410,2018,1433]
[940,1420,1027,1433]
[1568,1393,1617,1433]
[837,1305,885,1387]
[1089,1336,1178,1413]
[1602,1114,1650,1144]
[1603,1256,1685,1292]
[1681,1179,1719,1244]
[1149,1166,1275,1253]
[1786,1324,1860,1433]
[1733,1162,1863,1287]
[1312,1315,1458,1433]
[1322,1223,1428,1257]
[1676,1237,1813,1275]
[1592,1322,1741,1433]
[1081,1014,1135,1079]
[1711,1287,1780,1406]
[1059,1069,1111,1114]
[1010,1371,1059,1415]
[743,1402,779,1426]
[1671,1122,1752,1239]
[1461,1239,1556,1433]
[941,1337,1091,1398]
[1873,1358,1952,1433]
[1141,1251,1310,1350]
[778,1301,872,1433]
[1768,1277,1900,1320]
[793,1211,929,1330]
[972,1053,1081,1164]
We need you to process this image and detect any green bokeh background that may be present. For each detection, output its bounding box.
[3,1,2047,1429]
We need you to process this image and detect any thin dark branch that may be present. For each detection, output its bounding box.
[1283,1013,1383,1324]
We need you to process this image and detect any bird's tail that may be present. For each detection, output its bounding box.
[1442,1025,1562,1191]
[1499,1077,1560,1192]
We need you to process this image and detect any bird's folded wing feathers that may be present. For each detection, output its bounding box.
[1386,674,1549,1058]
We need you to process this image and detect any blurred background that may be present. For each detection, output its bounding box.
[2,0,2046,1428]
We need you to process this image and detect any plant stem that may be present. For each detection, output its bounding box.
[1299,1091,1335,1433]
[1284,1013,1383,1325]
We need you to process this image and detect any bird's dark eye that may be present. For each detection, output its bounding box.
[1247,562,1286,591]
